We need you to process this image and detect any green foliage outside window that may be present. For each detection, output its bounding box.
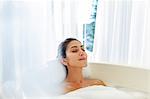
[83,0,98,52]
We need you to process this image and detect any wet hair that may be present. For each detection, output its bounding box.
[57,38,80,76]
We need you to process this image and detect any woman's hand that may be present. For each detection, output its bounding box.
[93,79,106,86]
[84,79,106,87]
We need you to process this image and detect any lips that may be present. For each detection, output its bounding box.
[79,57,86,60]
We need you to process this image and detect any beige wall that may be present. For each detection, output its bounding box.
[88,62,150,95]
[148,72,150,98]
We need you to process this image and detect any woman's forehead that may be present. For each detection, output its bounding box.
[67,40,82,49]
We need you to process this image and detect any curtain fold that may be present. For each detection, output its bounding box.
[93,0,150,69]
[0,0,92,98]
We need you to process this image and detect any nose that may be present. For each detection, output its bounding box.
[79,50,85,56]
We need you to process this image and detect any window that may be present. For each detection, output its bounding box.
[83,0,98,52]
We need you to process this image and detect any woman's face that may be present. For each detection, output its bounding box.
[63,40,87,68]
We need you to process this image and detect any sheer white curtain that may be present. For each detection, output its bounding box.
[0,0,91,98]
[92,0,150,69]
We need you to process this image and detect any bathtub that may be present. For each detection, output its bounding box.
[2,85,146,99]
[0,85,146,99]
[0,60,149,99]
[88,62,150,99]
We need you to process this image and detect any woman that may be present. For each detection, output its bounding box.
[57,38,106,93]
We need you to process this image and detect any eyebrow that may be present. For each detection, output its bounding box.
[70,45,83,49]
[70,46,78,49]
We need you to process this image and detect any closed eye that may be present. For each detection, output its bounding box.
[82,48,85,51]
[81,45,85,51]
[71,49,78,53]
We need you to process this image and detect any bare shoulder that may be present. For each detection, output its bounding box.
[63,79,106,93]
[64,82,81,93]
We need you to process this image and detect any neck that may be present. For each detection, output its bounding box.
[66,67,84,83]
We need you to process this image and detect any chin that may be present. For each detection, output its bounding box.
[80,62,87,67]
[83,64,87,67]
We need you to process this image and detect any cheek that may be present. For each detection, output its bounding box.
[66,53,76,62]
[85,53,87,57]
[67,52,78,58]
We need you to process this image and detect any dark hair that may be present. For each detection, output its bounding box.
[57,38,80,59]
[57,38,80,76]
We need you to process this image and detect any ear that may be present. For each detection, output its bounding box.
[60,58,68,66]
